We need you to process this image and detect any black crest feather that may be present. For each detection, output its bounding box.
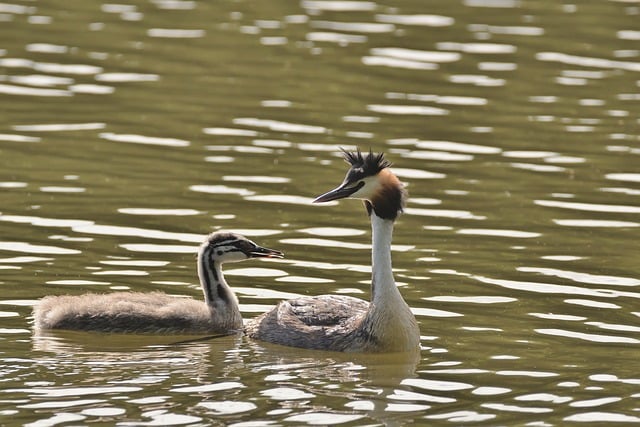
[341,148,391,181]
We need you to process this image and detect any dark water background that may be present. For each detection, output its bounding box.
[1,0,639,425]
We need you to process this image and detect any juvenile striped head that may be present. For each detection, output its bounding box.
[199,232,284,264]
[313,148,406,221]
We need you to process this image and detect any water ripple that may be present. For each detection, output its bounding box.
[437,42,517,54]
[299,227,365,237]
[367,104,449,116]
[469,24,544,36]
[95,73,160,82]
[586,321,640,333]
[449,74,506,86]
[202,127,259,137]
[280,238,369,250]
[535,199,640,214]
[425,296,517,304]
[197,401,257,415]
[518,267,640,286]
[46,280,110,286]
[99,132,190,147]
[190,185,255,197]
[285,412,364,424]
[9,74,73,86]
[606,173,640,183]
[311,20,395,34]
[426,410,496,422]
[362,55,438,70]
[244,194,319,205]
[261,386,315,400]
[408,208,485,219]
[472,387,511,396]
[170,382,244,393]
[72,224,201,243]
[119,410,201,426]
[564,299,620,309]
[370,48,461,63]
[147,28,206,38]
[5,385,141,397]
[0,133,40,142]
[118,208,201,216]
[0,83,72,96]
[481,403,552,414]
[402,150,473,162]
[495,370,558,378]
[564,412,640,423]
[536,329,639,344]
[375,14,455,27]
[417,141,500,154]
[223,175,290,184]
[301,1,377,12]
[515,393,572,404]
[18,399,105,409]
[536,52,640,72]
[388,389,456,404]
[307,31,367,45]
[458,229,540,238]
[471,275,638,299]
[225,267,287,278]
[233,117,327,134]
[393,168,445,180]
[0,242,80,255]
[402,378,473,392]
[13,122,105,131]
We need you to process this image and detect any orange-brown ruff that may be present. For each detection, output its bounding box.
[34,232,283,334]
[245,149,420,353]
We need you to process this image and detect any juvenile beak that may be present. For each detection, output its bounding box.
[313,181,364,203]
[249,245,284,259]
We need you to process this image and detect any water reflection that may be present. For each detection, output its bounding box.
[27,331,421,426]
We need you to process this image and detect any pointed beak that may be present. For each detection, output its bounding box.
[249,245,284,259]
[313,181,364,203]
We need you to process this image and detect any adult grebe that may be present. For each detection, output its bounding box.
[245,149,420,353]
[34,232,283,334]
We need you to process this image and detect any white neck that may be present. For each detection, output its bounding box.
[370,213,400,304]
[362,212,420,352]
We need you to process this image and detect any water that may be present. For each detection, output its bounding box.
[1,0,639,424]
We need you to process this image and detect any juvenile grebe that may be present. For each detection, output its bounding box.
[34,232,283,334]
[245,149,420,353]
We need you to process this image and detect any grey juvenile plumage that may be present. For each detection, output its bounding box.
[245,149,420,353]
[33,232,283,334]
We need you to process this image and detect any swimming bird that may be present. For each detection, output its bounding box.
[33,232,283,334]
[245,149,420,353]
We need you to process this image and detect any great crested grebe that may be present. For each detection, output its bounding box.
[34,232,283,334]
[245,149,420,353]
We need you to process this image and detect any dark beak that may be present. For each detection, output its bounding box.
[313,181,364,203]
[249,245,284,259]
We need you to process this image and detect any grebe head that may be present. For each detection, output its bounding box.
[200,232,284,264]
[313,148,407,220]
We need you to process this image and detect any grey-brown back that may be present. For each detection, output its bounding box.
[244,294,371,351]
[34,291,241,335]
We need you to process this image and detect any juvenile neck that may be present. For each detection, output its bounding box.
[198,259,223,306]
[197,255,242,328]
